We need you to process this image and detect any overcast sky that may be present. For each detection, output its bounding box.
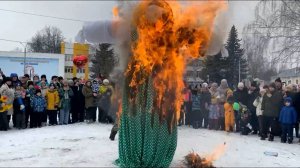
[0,1,258,51]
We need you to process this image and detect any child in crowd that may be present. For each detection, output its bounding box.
[253,87,267,137]
[279,97,297,144]
[30,89,47,128]
[92,79,100,95]
[224,96,235,132]
[13,82,26,129]
[209,98,219,130]
[45,83,60,126]
[58,80,74,125]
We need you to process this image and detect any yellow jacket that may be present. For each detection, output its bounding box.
[45,90,60,110]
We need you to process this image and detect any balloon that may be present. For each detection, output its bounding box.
[233,102,240,111]
[73,55,88,68]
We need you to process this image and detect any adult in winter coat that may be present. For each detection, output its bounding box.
[13,82,26,129]
[253,87,267,137]
[0,77,15,129]
[10,73,21,88]
[233,82,248,132]
[279,97,297,143]
[293,89,300,138]
[70,77,85,123]
[58,80,74,125]
[199,83,211,128]
[82,80,101,123]
[98,79,113,123]
[261,83,283,141]
[45,83,60,125]
[248,81,260,134]
[217,79,232,102]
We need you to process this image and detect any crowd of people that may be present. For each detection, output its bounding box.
[0,71,115,134]
[181,78,300,144]
[1,69,299,144]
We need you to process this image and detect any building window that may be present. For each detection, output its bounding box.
[65,54,73,61]
[288,80,291,84]
[296,80,299,84]
[76,68,85,73]
[64,66,73,73]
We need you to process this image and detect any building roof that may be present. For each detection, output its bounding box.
[275,67,300,78]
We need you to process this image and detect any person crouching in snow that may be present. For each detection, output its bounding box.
[30,89,47,128]
[208,98,220,130]
[58,80,74,125]
[224,95,235,132]
[13,82,26,129]
[279,97,297,144]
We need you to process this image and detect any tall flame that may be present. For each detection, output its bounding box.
[124,0,226,127]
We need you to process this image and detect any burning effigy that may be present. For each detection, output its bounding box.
[76,0,226,167]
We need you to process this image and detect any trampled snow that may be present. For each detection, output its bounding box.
[0,123,299,167]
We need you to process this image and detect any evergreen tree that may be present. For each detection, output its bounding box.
[225,25,248,86]
[90,43,119,78]
[201,51,228,83]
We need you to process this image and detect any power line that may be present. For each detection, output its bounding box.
[0,8,86,22]
[0,38,92,52]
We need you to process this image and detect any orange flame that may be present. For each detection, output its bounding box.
[204,143,227,165]
[125,0,226,121]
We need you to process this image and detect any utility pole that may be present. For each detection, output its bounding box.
[238,59,241,82]
[20,42,27,75]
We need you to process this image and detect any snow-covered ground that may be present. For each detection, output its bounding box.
[1,123,299,167]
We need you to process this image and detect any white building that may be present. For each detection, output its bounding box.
[0,51,64,80]
[271,67,300,85]
[184,58,204,87]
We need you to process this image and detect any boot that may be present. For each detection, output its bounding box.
[109,130,118,141]
[288,138,293,144]
[268,135,274,142]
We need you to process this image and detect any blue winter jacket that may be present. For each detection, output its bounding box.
[279,97,297,124]
[30,95,46,112]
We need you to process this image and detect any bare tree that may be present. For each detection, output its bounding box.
[243,0,300,65]
[29,26,64,53]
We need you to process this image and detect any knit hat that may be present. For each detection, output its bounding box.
[10,73,18,78]
[238,82,244,89]
[27,80,34,87]
[275,78,282,83]
[284,97,292,104]
[103,79,110,85]
[202,83,208,88]
[35,89,41,95]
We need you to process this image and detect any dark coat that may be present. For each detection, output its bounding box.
[248,89,259,113]
[261,91,283,118]
[233,88,248,105]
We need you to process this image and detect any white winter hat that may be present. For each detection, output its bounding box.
[238,82,244,88]
[202,83,208,88]
[103,79,109,85]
